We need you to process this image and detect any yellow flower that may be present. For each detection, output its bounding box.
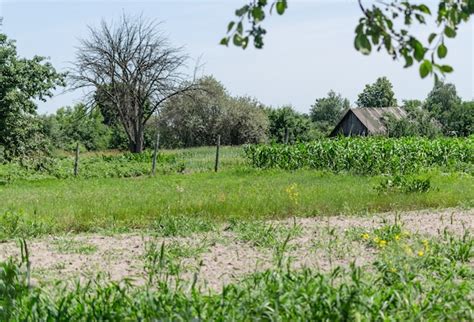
[422,240,429,250]
[373,237,380,243]
[361,233,370,240]
[394,234,401,241]
[417,250,424,257]
[378,240,387,247]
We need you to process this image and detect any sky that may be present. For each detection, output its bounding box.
[1,0,473,114]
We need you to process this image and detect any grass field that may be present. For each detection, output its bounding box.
[1,142,473,320]
[0,168,472,238]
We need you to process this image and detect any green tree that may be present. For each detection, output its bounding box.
[158,76,268,147]
[356,77,398,107]
[43,104,112,151]
[223,1,473,79]
[267,106,318,143]
[310,90,349,133]
[445,101,473,136]
[384,101,441,138]
[0,33,64,161]
[424,81,465,134]
[424,82,461,115]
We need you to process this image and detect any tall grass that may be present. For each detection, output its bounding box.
[0,170,472,238]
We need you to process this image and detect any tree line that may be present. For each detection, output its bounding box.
[0,15,472,165]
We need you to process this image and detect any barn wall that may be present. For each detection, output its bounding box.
[331,112,368,136]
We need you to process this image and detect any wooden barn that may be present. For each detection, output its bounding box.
[329,107,407,137]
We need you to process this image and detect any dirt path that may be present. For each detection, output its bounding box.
[0,208,472,291]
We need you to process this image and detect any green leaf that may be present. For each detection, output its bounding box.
[220,38,229,46]
[227,22,235,33]
[411,39,425,62]
[235,5,250,17]
[237,22,243,34]
[437,43,447,58]
[276,1,287,15]
[428,33,437,44]
[440,65,453,73]
[417,4,431,14]
[233,34,243,47]
[419,60,432,78]
[252,7,265,21]
[403,55,414,68]
[354,34,371,55]
[444,26,457,38]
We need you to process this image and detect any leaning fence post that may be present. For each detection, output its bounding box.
[74,142,80,177]
[214,135,221,172]
[151,132,160,176]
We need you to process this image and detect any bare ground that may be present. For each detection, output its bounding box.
[0,208,472,291]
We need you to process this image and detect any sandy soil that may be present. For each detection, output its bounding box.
[0,208,472,291]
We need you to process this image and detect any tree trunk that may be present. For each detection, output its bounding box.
[129,126,144,153]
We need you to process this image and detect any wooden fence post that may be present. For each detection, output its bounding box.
[214,135,221,172]
[74,142,80,177]
[151,132,160,176]
[284,127,289,144]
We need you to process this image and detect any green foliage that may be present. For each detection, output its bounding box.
[425,81,461,116]
[423,82,473,136]
[1,228,473,320]
[267,105,320,143]
[159,76,268,148]
[384,104,442,138]
[224,1,473,78]
[0,33,65,161]
[42,104,112,151]
[244,137,473,174]
[310,90,349,133]
[376,175,432,194]
[0,211,47,241]
[356,77,398,107]
[446,101,474,137]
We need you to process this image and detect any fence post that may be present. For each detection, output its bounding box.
[151,132,160,176]
[74,142,80,177]
[214,135,221,172]
[284,127,289,144]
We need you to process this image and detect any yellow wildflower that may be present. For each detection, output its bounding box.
[378,240,387,247]
[373,237,380,243]
[361,233,370,240]
[422,240,429,250]
[394,234,401,241]
[417,250,424,257]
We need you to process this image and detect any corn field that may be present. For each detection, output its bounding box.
[244,137,474,175]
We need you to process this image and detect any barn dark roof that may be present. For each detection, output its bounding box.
[330,107,407,136]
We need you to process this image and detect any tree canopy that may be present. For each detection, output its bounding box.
[0,33,64,161]
[310,91,349,133]
[222,1,473,79]
[158,76,269,147]
[356,77,398,107]
[71,15,197,153]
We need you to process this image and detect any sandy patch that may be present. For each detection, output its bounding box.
[0,208,472,291]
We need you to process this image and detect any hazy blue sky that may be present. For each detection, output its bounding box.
[1,0,473,114]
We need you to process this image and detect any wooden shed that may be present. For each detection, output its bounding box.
[329,107,407,137]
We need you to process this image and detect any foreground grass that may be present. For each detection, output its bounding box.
[1,222,472,321]
[0,168,472,238]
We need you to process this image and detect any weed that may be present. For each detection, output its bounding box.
[50,238,98,255]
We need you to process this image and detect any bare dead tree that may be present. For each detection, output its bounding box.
[70,15,197,153]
